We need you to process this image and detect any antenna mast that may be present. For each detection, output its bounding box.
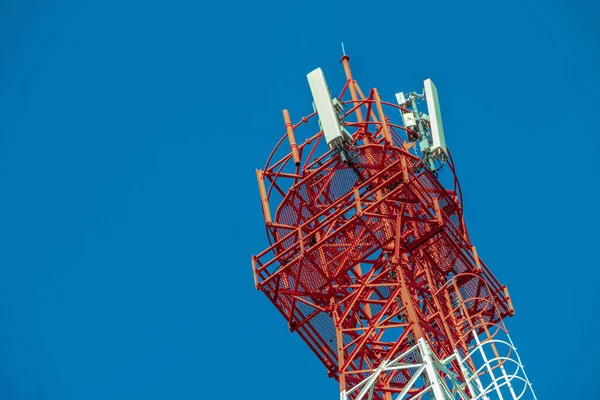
[252,54,536,400]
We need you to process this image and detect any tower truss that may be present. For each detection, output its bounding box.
[251,55,536,400]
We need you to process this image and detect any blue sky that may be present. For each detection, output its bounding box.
[0,0,598,399]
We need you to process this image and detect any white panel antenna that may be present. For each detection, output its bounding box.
[307,68,344,148]
[424,79,447,156]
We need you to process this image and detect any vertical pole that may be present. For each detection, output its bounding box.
[452,278,476,332]
[373,88,392,144]
[397,260,425,341]
[410,96,426,140]
[341,55,363,123]
[443,289,474,371]
[394,211,425,340]
[251,256,259,289]
[423,267,456,351]
[394,213,402,260]
[401,157,409,182]
[332,298,347,396]
[481,324,519,399]
[256,170,272,224]
[353,187,362,215]
[455,349,485,398]
[504,286,515,314]
[474,333,505,400]
[283,109,301,166]
[341,55,367,143]
[433,198,444,225]
[418,338,446,400]
[472,245,482,270]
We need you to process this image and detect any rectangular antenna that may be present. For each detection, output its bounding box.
[395,92,407,106]
[307,68,344,148]
[424,79,447,155]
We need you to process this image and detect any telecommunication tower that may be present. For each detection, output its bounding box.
[251,54,536,400]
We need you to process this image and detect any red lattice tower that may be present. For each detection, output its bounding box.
[252,55,536,400]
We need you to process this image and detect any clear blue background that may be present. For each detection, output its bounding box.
[0,0,598,398]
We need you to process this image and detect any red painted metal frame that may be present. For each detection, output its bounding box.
[252,56,514,400]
